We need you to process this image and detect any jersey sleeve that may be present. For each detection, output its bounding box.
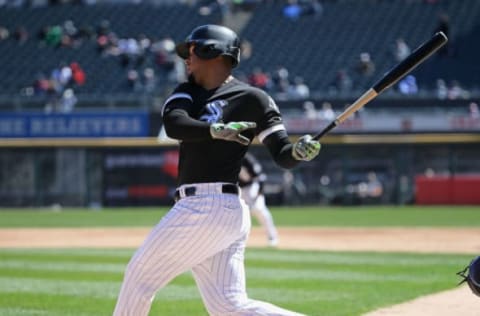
[247,89,300,169]
[161,83,212,141]
[250,90,286,143]
[161,83,194,117]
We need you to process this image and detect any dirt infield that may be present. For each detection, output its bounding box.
[1,227,479,315]
[1,227,479,253]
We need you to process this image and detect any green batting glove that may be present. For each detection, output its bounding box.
[292,134,321,161]
[210,121,257,145]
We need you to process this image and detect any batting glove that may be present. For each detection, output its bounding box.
[292,134,321,161]
[210,121,257,145]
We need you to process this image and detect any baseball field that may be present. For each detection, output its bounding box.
[0,206,479,316]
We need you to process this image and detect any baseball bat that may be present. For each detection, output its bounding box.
[313,31,448,140]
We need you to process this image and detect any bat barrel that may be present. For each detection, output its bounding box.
[373,31,448,93]
[311,32,448,142]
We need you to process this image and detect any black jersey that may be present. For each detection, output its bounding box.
[162,78,286,185]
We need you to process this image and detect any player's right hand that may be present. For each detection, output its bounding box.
[292,134,321,161]
[210,121,257,145]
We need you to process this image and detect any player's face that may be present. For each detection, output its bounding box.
[185,44,211,76]
[185,44,197,75]
[186,44,223,79]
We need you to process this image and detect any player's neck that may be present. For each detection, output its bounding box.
[196,68,232,90]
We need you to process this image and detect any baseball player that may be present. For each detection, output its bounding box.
[239,152,279,246]
[113,24,321,316]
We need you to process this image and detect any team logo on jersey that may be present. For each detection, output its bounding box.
[199,100,228,123]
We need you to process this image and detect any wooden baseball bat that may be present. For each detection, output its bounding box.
[313,31,448,141]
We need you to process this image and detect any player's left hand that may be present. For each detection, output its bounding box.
[292,134,321,161]
[210,121,257,145]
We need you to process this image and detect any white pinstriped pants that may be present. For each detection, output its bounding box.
[113,183,305,316]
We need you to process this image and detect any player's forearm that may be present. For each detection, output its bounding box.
[263,131,300,169]
[163,109,211,141]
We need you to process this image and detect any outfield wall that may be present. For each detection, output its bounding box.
[1,135,479,207]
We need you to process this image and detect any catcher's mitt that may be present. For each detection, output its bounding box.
[457,256,480,297]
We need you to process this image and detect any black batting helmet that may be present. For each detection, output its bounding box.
[175,24,241,68]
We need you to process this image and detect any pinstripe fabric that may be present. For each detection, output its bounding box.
[113,183,305,316]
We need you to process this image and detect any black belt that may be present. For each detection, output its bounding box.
[174,183,239,202]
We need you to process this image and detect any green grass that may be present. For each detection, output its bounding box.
[0,206,478,315]
[0,206,479,228]
[0,248,472,316]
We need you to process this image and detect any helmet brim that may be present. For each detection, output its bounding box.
[175,42,190,59]
[176,39,221,59]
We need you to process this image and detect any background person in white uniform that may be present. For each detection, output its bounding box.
[239,152,279,246]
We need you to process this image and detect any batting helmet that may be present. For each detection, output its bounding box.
[175,25,241,68]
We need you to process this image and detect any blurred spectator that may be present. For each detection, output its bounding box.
[271,65,290,93]
[33,73,51,96]
[60,20,80,48]
[96,19,111,37]
[126,69,142,92]
[283,0,323,20]
[1,0,26,7]
[44,87,78,114]
[392,38,410,62]
[151,36,176,75]
[96,33,110,53]
[59,88,77,113]
[248,67,270,90]
[398,75,418,95]
[231,0,261,13]
[13,26,29,44]
[48,63,66,94]
[318,102,335,120]
[469,102,479,119]
[424,167,436,178]
[142,67,156,93]
[63,20,77,38]
[168,56,187,85]
[447,80,469,100]
[117,37,142,67]
[45,25,63,47]
[356,52,375,77]
[70,62,86,86]
[334,69,353,94]
[435,78,448,99]
[240,38,252,60]
[303,100,318,120]
[302,0,323,19]
[356,171,383,201]
[59,62,73,87]
[283,0,302,20]
[137,33,151,52]
[0,26,9,41]
[287,76,310,99]
[77,24,95,41]
[198,0,230,23]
